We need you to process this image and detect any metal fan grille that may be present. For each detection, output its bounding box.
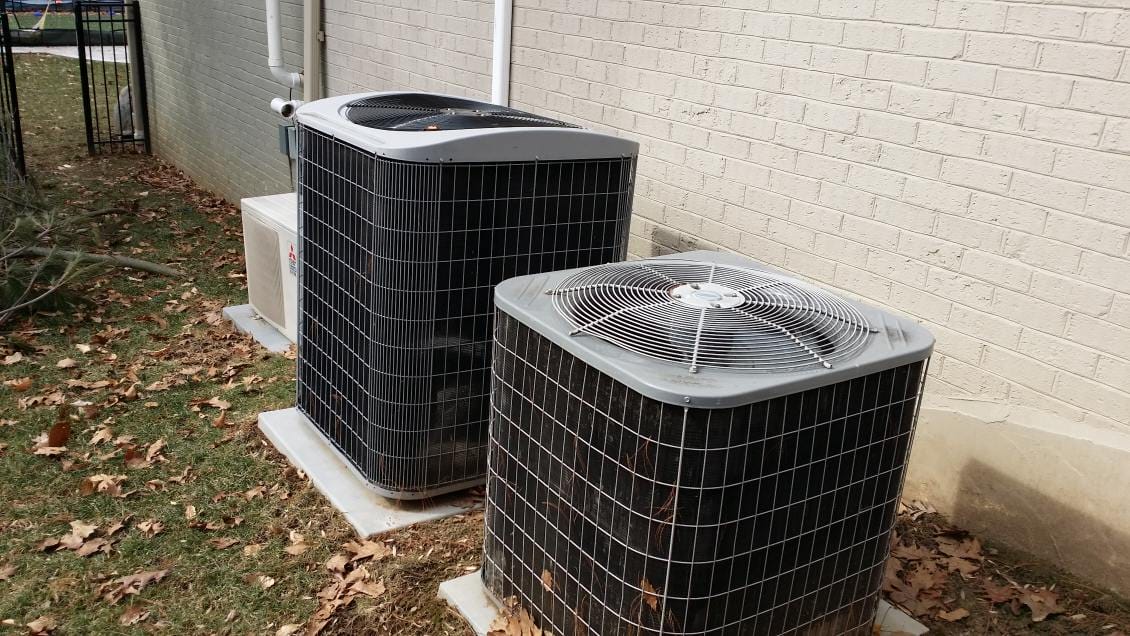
[343,93,575,131]
[550,260,875,373]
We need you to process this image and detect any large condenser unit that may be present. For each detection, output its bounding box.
[483,250,934,635]
[293,92,638,499]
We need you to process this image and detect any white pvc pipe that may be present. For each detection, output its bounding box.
[491,0,513,106]
[271,98,305,118]
[266,0,303,90]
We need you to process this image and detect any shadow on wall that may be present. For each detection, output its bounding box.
[637,224,708,258]
[952,458,1130,596]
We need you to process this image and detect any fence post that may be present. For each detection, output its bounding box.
[74,2,97,156]
[128,1,150,153]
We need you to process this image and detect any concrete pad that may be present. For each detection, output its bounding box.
[438,571,927,635]
[223,304,292,353]
[258,408,481,538]
[13,45,129,63]
[906,396,1130,596]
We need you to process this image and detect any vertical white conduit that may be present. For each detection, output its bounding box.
[491,0,514,106]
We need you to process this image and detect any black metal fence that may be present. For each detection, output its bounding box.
[0,13,25,180]
[75,1,149,154]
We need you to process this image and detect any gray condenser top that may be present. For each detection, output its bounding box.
[494,250,935,408]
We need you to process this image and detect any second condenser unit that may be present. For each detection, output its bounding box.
[293,92,638,499]
[484,251,934,635]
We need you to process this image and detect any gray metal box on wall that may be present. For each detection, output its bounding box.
[483,250,934,635]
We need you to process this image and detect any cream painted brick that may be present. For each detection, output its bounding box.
[1080,251,1130,295]
[756,93,808,122]
[797,153,851,183]
[995,69,1074,107]
[1005,5,1086,39]
[931,324,986,364]
[1030,270,1116,316]
[847,163,907,198]
[740,233,788,266]
[948,304,1023,348]
[723,205,771,234]
[968,193,1048,234]
[951,95,1024,133]
[965,32,1039,68]
[940,157,1012,194]
[818,0,875,19]
[982,347,1058,392]
[1070,79,1130,118]
[720,34,765,62]
[858,112,918,144]
[1053,372,1130,423]
[831,76,891,110]
[1067,314,1130,360]
[936,1,1007,31]
[1037,41,1124,80]
[904,177,972,216]
[1019,329,1100,377]
[741,12,792,39]
[817,232,871,266]
[982,133,1057,174]
[1010,385,1088,424]
[819,181,877,216]
[1083,10,1130,46]
[1096,356,1130,390]
[1002,233,1084,275]
[868,249,930,285]
[824,133,883,163]
[1053,146,1130,194]
[1021,106,1105,147]
[889,85,955,121]
[745,187,793,217]
[769,0,819,14]
[927,269,995,308]
[940,357,1010,397]
[842,21,903,51]
[834,264,894,300]
[789,200,845,232]
[804,101,858,133]
[771,170,823,202]
[992,288,1071,334]
[900,232,963,269]
[781,68,834,100]
[875,198,937,233]
[935,215,1006,251]
[891,283,953,322]
[730,112,777,141]
[874,0,938,26]
[867,53,929,85]
[902,27,967,59]
[790,16,845,44]
[703,176,748,206]
[961,250,1032,290]
[699,218,746,250]
[1083,188,1130,226]
[1009,172,1088,214]
[878,143,943,178]
[1105,295,1130,329]
[916,121,983,156]
[843,214,903,249]
[768,218,818,250]
[811,45,870,76]
[764,39,814,67]
[1100,118,1130,154]
[785,249,839,281]
[774,121,827,153]
[750,139,801,171]
[926,60,996,95]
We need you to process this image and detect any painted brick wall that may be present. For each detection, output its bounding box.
[138,0,303,202]
[323,0,493,99]
[508,0,1130,430]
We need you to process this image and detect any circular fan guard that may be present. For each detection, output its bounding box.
[549,260,876,373]
[343,93,575,131]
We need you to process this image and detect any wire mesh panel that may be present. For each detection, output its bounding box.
[0,13,24,181]
[74,1,149,154]
[295,125,636,498]
[483,311,928,635]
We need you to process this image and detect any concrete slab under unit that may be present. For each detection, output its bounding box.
[223,304,292,353]
[258,408,481,538]
[439,571,927,636]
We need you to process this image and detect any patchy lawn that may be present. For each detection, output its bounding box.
[0,53,1128,635]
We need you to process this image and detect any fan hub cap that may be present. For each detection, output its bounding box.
[671,283,744,309]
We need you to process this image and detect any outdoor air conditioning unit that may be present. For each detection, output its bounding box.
[483,250,934,635]
[241,192,298,343]
[293,92,638,499]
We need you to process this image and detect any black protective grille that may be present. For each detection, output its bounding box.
[483,313,927,635]
[296,125,635,498]
[343,93,574,131]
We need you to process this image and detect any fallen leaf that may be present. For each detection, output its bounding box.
[0,563,15,580]
[137,519,164,538]
[248,574,275,589]
[184,504,197,521]
[541,569,554,592]
[212,410,228,428]
[352,578,385,599]
[74,538,112,557]
[69,520,98,541]
[243,543,264,557]
[76,344,92,354]
[209,537,240,550]
[2,352,23,365]
[98,569,169,604]
[343,539,392,562]
[325,554,348,573]
[26,615,56,634]
[641,578,660,612]
[81,474,128,497]
[1021,587,1064,622]
[56,358,78,369]
[275,625,303,636]
[4,377,32,391]
[938,607,970,622]
[89,425,113,446]
[119,606,150,626]
[46,415,72,448]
